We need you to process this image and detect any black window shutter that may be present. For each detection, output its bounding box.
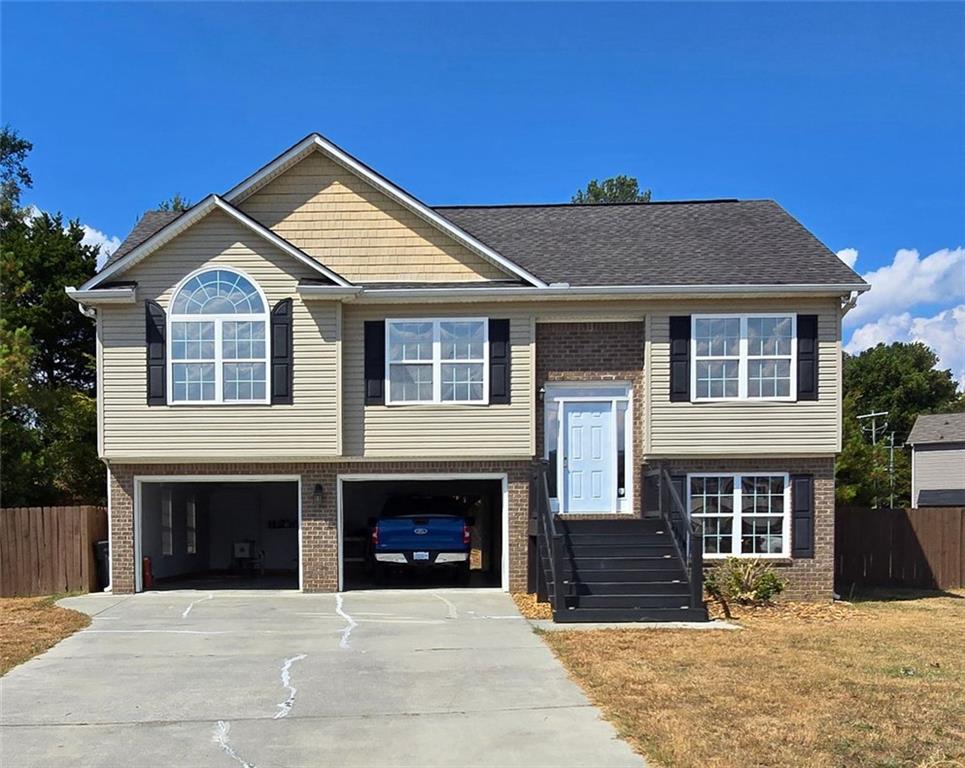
[271,299,293,405]
[669,316,691,402]
[364,320,385,405]
[791,473,814,558]
[797,314,818,401]
[145,300,166,406]
[489,319,511,405]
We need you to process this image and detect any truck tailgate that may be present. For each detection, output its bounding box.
[377,516,465,551]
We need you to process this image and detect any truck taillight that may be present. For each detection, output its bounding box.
[462,523,471,546]
[371,524,379,546]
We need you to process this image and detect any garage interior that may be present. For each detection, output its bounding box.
[341,479,504,590]
[139,480,299,590]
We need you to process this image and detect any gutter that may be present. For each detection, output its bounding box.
[345,282,871,302]
[65,285,137,304]
[296,285,365,300]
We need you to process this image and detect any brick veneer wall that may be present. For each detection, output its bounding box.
[535,322,645,517]
[661,456,836,601]
[107,460,531,595]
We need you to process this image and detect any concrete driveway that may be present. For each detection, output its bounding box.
[1,589,644,767]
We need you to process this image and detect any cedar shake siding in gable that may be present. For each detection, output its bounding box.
[237,152,509,283]
[341,303,535,458]
[645,297,843,457]
[99,210,340,461]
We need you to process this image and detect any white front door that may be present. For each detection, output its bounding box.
[562,401,614,513]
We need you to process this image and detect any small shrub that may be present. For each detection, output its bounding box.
[704,558,787,618]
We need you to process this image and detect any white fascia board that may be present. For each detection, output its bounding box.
[352,282,871,303]
[65,285,137,304]
[296,285,364,300]
[223,133,548,289]
[79,195,352,290]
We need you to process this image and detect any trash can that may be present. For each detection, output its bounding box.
[93,540,110,591]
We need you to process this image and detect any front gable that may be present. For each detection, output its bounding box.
[123,208,326,306]
[237,151,513,283]
[82,195,350,291]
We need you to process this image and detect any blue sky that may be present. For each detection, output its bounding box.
[3,2,964,382]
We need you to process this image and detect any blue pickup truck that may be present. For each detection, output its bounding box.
[369,495,473,584]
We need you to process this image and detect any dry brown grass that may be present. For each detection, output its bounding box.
[0,596,90,675]
[543,590,965,768]
[512,592,553,620]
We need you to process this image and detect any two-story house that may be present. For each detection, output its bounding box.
[68,133,867,621]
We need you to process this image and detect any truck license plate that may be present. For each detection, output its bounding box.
[413,551,430,561]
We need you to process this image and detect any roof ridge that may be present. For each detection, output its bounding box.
[433,198,749,210]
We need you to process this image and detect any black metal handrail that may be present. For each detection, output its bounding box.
[658,467,704,610]
[533,461,566,616]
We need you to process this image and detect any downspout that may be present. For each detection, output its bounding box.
[841,291,860,317]
[103,459,113,592]
[75,301,111,590]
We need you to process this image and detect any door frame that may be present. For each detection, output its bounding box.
[544,382,633,515]
[336,473,510,592]
[133,474,303,593]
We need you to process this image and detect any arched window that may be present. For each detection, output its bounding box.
[168,268,269,403]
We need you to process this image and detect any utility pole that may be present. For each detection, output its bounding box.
[857,411,889,508]
[888,431,896,509]
[857,411,889,445]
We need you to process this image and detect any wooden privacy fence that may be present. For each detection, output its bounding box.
[0,506,108,597]
[836,506,965,590]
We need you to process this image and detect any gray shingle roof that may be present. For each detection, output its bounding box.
[438,200,864,286]
[907,413,965,445]
[101,199,865,288]
[917,489,965,506]
[106,210,182,267]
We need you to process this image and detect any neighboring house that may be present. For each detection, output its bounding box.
[67,133,868,620]
[907,413,965,508]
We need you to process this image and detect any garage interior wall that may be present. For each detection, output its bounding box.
[140,481,299,582]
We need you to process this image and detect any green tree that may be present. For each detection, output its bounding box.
[572,175,651,204]
[837,342,963,507]
[0,126,32,224]
[157,194,191,212]
[2,211,99,390]
[0,128,104,505]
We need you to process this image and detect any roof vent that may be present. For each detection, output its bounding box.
[549,282,570,289]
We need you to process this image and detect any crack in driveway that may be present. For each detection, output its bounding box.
[274,654,308,719]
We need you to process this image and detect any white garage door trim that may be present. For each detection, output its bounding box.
[133,474,303,593]
[337,473,510,592]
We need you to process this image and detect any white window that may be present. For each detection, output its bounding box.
[168,268,269,404]
[692,314,796,401]
[688,473,790,558]
[161,487,173,556]
[385,318,488,404]
[186,496,197,555]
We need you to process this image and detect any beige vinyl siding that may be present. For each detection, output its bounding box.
[646,298,842,457]
[914,444,965,503]
[342,304,534,458]
[100,210,339,461]
[238,152,508,283]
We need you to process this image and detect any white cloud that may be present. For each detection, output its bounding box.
[80,225,122,268]
[842,245,965,390]
[845,305,965,389]
[836,247,858,269]
[845,246,965,326]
